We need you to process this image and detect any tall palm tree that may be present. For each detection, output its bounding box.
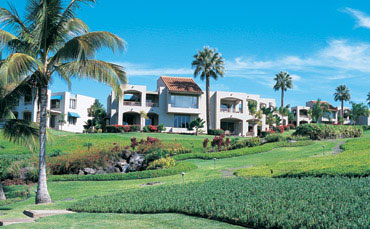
[0,0,126,204]
[192,47,225,133]
[334,85,351,123]
[366,92,370,106]
[273,71,293,108]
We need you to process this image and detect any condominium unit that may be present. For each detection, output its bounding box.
[13,90,96,133]
[292,101,351,126]
[107,76,284,136]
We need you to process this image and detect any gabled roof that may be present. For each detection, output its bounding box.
[160,76,203,94]
[310,101,337,111]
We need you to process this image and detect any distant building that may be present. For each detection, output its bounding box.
[13,90,95,133]
[107,76,286,136]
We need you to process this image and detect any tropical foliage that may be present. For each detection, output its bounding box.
[349,102,369,125]
[334,85,351,123]
[273,71,292,107]
[311,99,330,123]
[192,47,225,133]
[188,118,205,135]
[84,99,106,132]
[293,123,362,140]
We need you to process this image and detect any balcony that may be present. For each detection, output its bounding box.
[146,102,159,107]
[124,101,141,106]
[220,108,242,113]
[167,104,200,114]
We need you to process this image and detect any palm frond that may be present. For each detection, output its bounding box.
[0,5,29,35]
[0,30,17,48]
[52,31,125,63]
[0,53,41,83]
[2,119,39,152]
[55,60,126,95]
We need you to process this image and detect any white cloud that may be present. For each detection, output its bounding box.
[344,8,370,29]
[115,62,192,77]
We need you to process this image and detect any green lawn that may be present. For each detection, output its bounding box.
[0,130,369,227]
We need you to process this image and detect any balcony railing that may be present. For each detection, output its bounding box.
[220,108,242,113]
[124,101,141,106]
[146,102,159,107]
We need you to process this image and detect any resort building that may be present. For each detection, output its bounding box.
[292,101,351,126]
[107,76,283,136]
[13,91,96,133]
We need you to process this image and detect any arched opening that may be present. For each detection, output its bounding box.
[123,90,142,106]
[145,113,159,126]
[220,118,243,135]
[122,112,140,125]
[220,98,243,113]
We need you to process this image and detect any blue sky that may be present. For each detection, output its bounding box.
[3,0,370,108]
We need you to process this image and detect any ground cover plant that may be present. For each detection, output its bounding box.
[49,162,196,181]
[293,123,362,140]
[71,177,370,228]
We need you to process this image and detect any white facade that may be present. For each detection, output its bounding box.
[107,76,283,136]
[13,91,95,133]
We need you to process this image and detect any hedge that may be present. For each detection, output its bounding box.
[293,123,362,140]
[173,141,313,160]
[49,161,197,182]
[71,177,370,228]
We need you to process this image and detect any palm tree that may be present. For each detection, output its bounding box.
[189,118,205,136]
[0,1,126,204]
[192,47,225,133]
[367,92,370,106]
[349,102,369,125]
[273,71,293,108]
[334,85,351,123]
[311,99,330,123]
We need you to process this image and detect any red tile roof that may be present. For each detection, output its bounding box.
[160,76,203,94]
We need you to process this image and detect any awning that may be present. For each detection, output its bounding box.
[68,112,80,118]
[51,95,62,100]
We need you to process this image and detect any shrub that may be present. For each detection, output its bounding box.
[293,123,362,140]
[71,177,370,228]
[208,129,224,135]
[265,134,285,143]
[142,126,150,132]
[147,158,176,170]
[97,129,103,133]
[157,124,166,132]
[260,131,270,138]
[288,123,296,129]
[49,161,196,181]
[0,155,32,180]
[129,125,140,132]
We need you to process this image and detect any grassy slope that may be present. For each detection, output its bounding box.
[0,130,237,155]
[236,131,370,177]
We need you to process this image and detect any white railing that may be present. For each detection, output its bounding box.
[220,108,242,113]
[124,101,141,106]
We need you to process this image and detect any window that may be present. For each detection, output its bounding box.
[174,115,190,128]
[68,116,77,125]
[69,99,76,109]
[51,99,60,109]
[23,112,32,122]
[24,93,32,105]
[170,94,198,108]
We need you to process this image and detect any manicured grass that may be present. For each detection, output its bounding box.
[0,131,232,156]
[5,213,242,229]
[71,177,370,228]
[236,133,370,178]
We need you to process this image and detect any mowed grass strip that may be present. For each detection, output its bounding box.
[173,140,313,160]
[236,134,370,178]
[71,177,370,228]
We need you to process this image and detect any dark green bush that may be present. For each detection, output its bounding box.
[49,161,196,182]
[260,131,270,138]
[129,125,140,132]
[208,129,224,135]
[71,177,370,228]
[142,126,150,132]
[0,155,32,180]
[227,137,261,150]
[265,133,285,143]
[293,123,363,140]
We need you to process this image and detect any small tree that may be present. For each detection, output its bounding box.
[248,100,257,115]
[311,99,329,123]
[86,100,107,132]
[349,102,369,125]
[58,114,66,131]
[188,118,205,136]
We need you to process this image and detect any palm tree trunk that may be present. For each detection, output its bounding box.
[206,76,211,133]
[36,85,51,204]
[0,178,6,200]
[281,90,284,108]
[341,100,344,123]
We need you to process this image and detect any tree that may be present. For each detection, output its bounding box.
[334,85,351,123]
[188,118,205,136]
[349,102,369,125]
[0,1,126,204]
[311,99,329,123]
[273,71,293,108]
[192,47,225,133]
[85,99,107,132]
[367,92,370,106]
[58,114,66,131]
[248,100,258,115]
[266,113,276,126]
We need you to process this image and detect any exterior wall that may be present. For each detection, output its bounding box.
[292,106,311,126]
[50,92,95,133]
[108,80,282,137]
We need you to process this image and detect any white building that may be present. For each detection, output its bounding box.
[107,76,284,136]
[13,91,95,133]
